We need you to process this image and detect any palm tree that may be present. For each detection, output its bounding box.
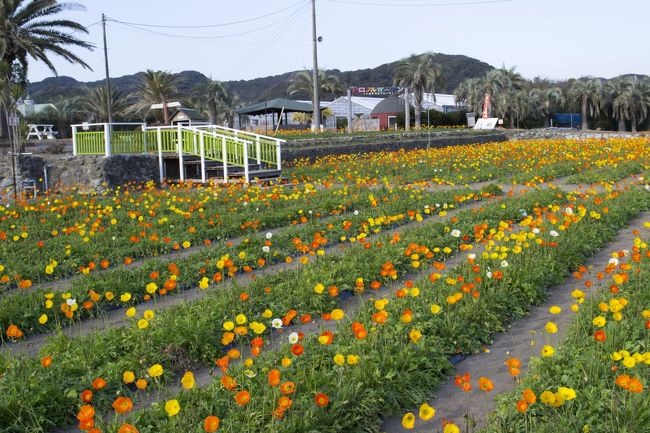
[567,78,604,130]
[191,79,232,125]
[608,77,634,132]
[287,70,344,100]
[0,0,93,137]
[0,0,93,79]
[38,97,80,138]
[638,77,650,131]
[393,53,440,129]
[529,84,564,127]
[132,70,178,125]
[79,86,130,122]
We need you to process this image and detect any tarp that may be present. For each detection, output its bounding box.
[236,98,312,115]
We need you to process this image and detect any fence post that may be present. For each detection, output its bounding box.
[255,136,261,165]
[104,123,111,157]
[157,127,164,182]
[199,131,206,183]
[276,139,282,171]
[243,139,250,183]
[72,125,78,155]
[222,136,228,183]
[177,124,184,181]
[142,123,147,154]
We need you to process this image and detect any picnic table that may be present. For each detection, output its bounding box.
[26,124,58,140]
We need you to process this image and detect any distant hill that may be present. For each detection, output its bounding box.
[27,53,494,105]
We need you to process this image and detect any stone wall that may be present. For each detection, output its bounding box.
[507,130,650,141]
[283,132,508,163]
[0,154,159,199]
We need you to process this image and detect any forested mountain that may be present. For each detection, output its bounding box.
[27,53,494,104]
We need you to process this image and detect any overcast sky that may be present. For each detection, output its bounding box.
[26,0,650,85]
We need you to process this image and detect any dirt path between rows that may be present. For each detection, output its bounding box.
[379,210,650,433]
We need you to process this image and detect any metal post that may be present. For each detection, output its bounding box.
[347,87,352,134]
[177,124,184,181]
[157,127,164,182]
[255,136,261,165]
[222,136,228,182]
[72,125,78,155]
[243,139,250,183]
[199,131,206,183]
[404,88,410,131]
[310,0,321,131]
[276,139,282,171]
[104,123,111,156]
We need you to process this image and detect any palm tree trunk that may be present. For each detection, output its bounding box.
[414,105,422,129]
[163,102,170,125]
[581,100,588,130]
[646,115,650,131]
[510,113,516,129]
[631,113,637,133]
[618,117,626,132]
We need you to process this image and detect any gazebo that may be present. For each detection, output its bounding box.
[236,98,312,132]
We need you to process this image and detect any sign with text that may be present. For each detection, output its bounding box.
[351,86,401,96]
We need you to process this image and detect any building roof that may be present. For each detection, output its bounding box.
[371,95,405,115]
[236,98,312,115]
[170,107,207,122]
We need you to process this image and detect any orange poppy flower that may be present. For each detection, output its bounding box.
[478,376,494,392]
[594,330,606,342]
[268,369,281,387]
[81,389,93,403]
[91,378,107,390]
[522,388,536,404]
[234,390,250,406]
[280,381,296,395]
[204,415,220,432]
[516,399,528,413]
[291,343,304,356]
[315,392,330,407]
[112,396,133,414]
[221,375,237,390]
[118,424,139,433]
[76,404,95,422]
[40,356,52,367]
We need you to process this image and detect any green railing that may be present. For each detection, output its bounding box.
[111,131,147,154]
[194,126,282,168]
[72,123,281,183]
[76,131,105,155]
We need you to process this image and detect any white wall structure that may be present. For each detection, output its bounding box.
[406,93,460,113]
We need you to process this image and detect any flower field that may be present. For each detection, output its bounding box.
[0,138,649,433]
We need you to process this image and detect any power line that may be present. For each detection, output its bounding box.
[106,22,309,46]
[219,2,309,80]
[108,0,306,29]
[108,12,300,41]
[322,0,514,6]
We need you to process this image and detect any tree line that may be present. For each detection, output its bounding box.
[24,71,240,137]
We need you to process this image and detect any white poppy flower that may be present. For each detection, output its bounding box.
[501,260,509,268]
[608,257,619,266]
[271,318,282,329]
[550,230,559,237]
[451,229,461,238]
[288,332,299,344]
[467,253,476,260]
[262,246,270,253]
[532,228,540,234]
[266,232,273,239]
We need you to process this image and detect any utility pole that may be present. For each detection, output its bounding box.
[347,87,352,134]
[310,0,321,131]
[102,14,113,124]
